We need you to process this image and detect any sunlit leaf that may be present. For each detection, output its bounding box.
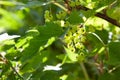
[64,47,78,62]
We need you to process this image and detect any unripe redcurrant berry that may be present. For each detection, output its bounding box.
[78,28,86,34]
[56,11,66,20]
[75,0,80,6]
[68,1,76,7]
[44,10,53,22]
[70,46,75,52]
[76,52,85,61]
[75,43,84,50]
[80,36,86,42]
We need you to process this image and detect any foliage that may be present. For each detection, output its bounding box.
[0,0,120,80]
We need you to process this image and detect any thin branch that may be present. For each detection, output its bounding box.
[95,13,120,27]
[7,60,25,80]
[90,33,106,46]
[80,62,90,80]
[52,1,68,12]
[80,6,120,27]
[0,53,24,79]
[63,0,120,27]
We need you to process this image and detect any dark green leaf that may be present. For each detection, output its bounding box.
[67,10,83,24]
[95,30,109,44]
[20,22,63,63]
[108,42,120,65]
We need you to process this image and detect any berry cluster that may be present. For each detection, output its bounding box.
[68,0,81,7]
[44,9,86,56]
[64,25,86,53]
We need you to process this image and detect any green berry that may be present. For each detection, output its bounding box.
[80,36,86,42]
[69,26,77,33]
[79,43,85,50]
[75,0,80,6]
[56,13,61,19]
[64,21,70,27]
[75,43,84,50]
[77,52,85,61]
[74,37,80,43]
[70,46,75,52]
[68,1,76,7]
[75,42,80,48]
[78,28,86,34]
[44,10,53,22]
[56,11,66,19]
[79,52,84,56]
[61,11,67,19]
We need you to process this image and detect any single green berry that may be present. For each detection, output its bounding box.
[56,11,66,19]
[68,1,76,7]
[80,36,86,42]
[78,28,86,34]
[75,43,84,50]
[77,52,85,61]
[75,0,80,6]
[73,37,80,43]
[70,46,75,52]
[64,21,70,27]
[56,13,61,19]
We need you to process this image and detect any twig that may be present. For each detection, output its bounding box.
[95,13,120,27]
[0,53,24,79]
[1,55,24,80]
[90,33,106,46]
[63,0,120,27]
[80,62,90,80]
[7,60,25,80]
[52,1,68,12]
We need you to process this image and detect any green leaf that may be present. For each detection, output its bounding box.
[67,10,83,24]
[20,22,63,63]
[96,0,116,9]
[108,42,120,65]
[64,47,78,62]
[0,8,23,30]
[5,47,20,60]
[95,30,109,44]
[38,22,63,38]
[86,32,103,56]
[15,38,28,49]
[20,49,50,73]
[40,71,60,80]
[0,63,11,77]
[0,1,24,6]
[56,54,72,63]
[81,10,95,18]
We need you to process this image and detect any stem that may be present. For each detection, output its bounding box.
[91,33,106,46]
[62,55,67,65]
[7,60,25,80]
[63,0,120,27]
[52,1,68,12]
[80,62,90,80]
[95,13,120,27]
[0,54,24,79]
[105,46,109,60]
